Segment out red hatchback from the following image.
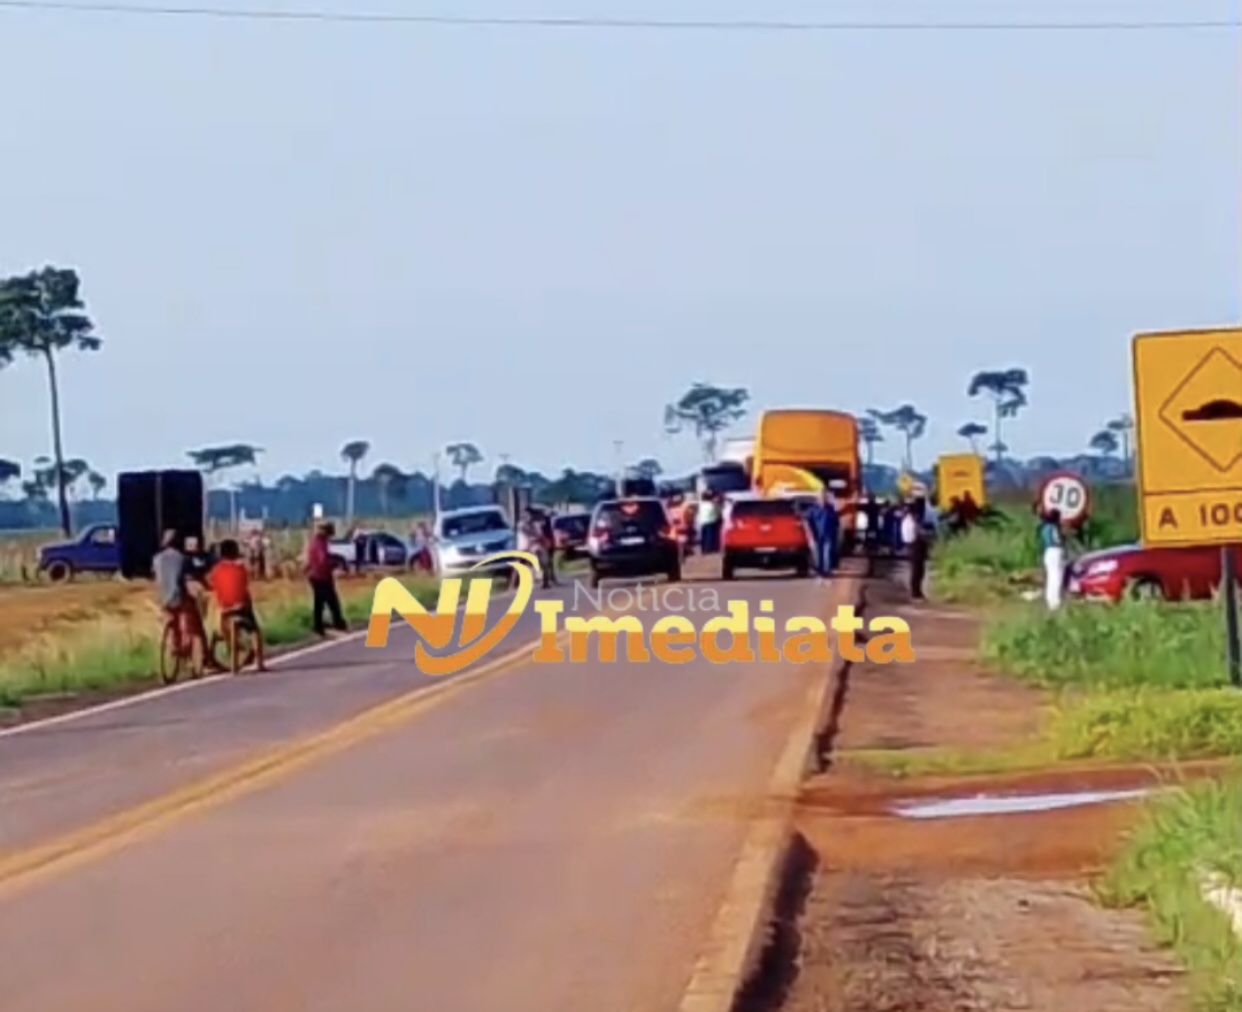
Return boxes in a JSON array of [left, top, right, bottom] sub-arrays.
[[721, 496, 811, 579]]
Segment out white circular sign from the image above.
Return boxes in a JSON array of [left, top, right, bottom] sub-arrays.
[[1040, 474, 1088, 522]]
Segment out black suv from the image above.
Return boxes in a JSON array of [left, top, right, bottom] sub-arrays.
[[587, 497, 681, 587]]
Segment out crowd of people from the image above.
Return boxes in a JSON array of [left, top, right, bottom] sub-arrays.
[[151, 476, 1070, 674]]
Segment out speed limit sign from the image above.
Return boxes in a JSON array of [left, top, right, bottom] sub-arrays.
[[1039, 472, 1090, 524]]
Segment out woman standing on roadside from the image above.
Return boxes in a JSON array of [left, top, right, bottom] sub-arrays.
[[1038, 508, 1066, 611]]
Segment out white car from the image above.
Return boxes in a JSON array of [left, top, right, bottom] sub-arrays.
[[432, 505, 517, 579]]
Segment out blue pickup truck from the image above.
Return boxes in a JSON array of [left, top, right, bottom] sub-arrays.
[[37, 523, 121, 581]]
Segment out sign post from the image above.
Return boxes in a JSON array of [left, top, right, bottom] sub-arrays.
[[1132, 327, 1242, 687]]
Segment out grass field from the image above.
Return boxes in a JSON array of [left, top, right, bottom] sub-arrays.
[[0, 570, 439, 710]]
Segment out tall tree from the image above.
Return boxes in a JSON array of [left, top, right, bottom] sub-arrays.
[[445, 442, 484, 482], [868, 405, 928, 471], [1089, 429, 1119, 456], [87, 469, 107, 499], [633, 457, 662, 480], [968, 367, 1029, 462], [495, 462, 528, 486], [663, 382, 750, 462], [0, 458, 20, 494], [956, 422, 987, 455], [0, 267, 103, 535], [371, 462, 407, 516], [340, 439, 371, 525], [857, 417, 883, 467], [1107, 413, 1134, 472], [188, 443, 263, 525]]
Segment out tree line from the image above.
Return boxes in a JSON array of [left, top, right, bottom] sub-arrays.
[[1, 262, 1134, 534]]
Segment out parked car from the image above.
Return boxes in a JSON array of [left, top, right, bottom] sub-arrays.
[[551, 511, 591, 559], [721, 495, 811, 579], [327, 529, 409, 571], [1068, 541, 1242, 602], [37, 523, 120, 582], [432, 505, 516, 580], [586, 497, 681, 588]]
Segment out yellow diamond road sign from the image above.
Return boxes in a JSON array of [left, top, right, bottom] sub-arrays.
[[1133, 327, 1242, 547]]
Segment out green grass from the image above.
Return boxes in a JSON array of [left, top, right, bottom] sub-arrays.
[[1099, 777, 1242, 1011], [982, 598, 1229, 691], [0, 575, 440, 708], [932, 483, 1139, 603]]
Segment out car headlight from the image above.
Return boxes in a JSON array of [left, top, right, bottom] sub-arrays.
[[1085, 559, 1118, 576]]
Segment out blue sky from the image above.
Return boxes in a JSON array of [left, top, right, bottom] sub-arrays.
[[1, 0, 1238, 486]]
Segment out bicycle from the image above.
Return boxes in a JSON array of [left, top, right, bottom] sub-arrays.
[[210, 608, 263, 674], [159, 605, 206, 685]]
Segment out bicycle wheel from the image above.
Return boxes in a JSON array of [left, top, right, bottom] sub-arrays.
[[233, 623, 258, 673], [159, 622, 183, 685]]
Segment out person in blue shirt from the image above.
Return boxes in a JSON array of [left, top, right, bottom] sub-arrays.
[[806, 490, 840, 578]]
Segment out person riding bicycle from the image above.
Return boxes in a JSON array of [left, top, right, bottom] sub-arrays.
[[153, 529, 222, 673], [517, 509, 552, 589], [207, 538, 267, 671]]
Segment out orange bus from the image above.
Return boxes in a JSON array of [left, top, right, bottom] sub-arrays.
[[753, 409, 862, 548]]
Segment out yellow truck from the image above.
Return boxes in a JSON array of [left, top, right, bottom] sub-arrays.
[[934, 453, 985, 510]]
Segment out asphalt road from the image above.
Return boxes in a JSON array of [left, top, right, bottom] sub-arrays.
[[0, 559, 857, 1012]]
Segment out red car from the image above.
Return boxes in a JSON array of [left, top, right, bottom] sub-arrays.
[[721, 495, 811, 580], [1068, 541, 1242, 602]]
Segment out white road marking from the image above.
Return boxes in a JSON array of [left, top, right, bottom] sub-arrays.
[[0, 581, 527, 740]]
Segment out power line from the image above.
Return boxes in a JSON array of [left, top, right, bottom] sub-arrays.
[[0, 0, 1237, 31]]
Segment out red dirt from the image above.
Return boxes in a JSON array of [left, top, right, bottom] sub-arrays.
[[740, 569, 1198, 1012]]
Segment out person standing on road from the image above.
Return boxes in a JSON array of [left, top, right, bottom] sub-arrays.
[[538, 509, 559, 588], [902, 504, 928, 600], [306, 522, 347, 637], [806, 490, 839, 580], [153, 530, 222, 671], [1039, 508, 1066, 610], [697, 493, 721, 555]]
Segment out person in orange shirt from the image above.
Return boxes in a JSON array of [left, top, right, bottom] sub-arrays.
[[208, 538, 266, 671]]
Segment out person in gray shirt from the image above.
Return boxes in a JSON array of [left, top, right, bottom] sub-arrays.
[[153, 529, 219, 670]]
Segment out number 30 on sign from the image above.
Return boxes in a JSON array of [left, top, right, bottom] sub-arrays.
[[1039, 472, 1090, 524]]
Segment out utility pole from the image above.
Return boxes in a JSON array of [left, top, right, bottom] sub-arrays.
[[613, 440, 624, 496]]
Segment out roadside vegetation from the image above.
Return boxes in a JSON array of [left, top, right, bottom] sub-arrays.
[[0, 572, 439, 712], [928, 482, 1242, 1009]]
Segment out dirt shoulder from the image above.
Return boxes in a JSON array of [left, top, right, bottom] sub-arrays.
[[740, 568, 1193, 1012]]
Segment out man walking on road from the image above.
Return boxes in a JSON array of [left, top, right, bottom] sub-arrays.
[[806, 490, 840, 580], [306, 522, 347, 637]]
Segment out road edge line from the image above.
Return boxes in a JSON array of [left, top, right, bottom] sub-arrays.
[[0, 624, 563, 897], [0, 582, 523, 740], [675, 570, 864, 1012]]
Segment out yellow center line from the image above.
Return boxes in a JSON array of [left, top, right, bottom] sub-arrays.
[[0, 577, 763, 899], [0, 622, 579, 900]]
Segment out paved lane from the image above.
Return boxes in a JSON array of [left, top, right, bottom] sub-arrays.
[[0, 578, 587, 851], [0, 565, 860, 1012]]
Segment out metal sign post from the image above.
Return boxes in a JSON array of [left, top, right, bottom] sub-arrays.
[[1223, 547, 1241, 686]]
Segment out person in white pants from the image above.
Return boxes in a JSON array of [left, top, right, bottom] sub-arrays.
[[1039, 508, 1066, 610]]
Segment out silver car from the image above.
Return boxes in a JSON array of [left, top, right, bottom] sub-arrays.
[[432, 506, 516, 579]]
